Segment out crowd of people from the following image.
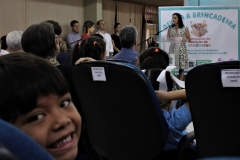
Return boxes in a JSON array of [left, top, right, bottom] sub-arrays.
[[0, 13, 195, 160]]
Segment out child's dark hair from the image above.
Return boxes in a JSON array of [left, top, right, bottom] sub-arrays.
[[83, 20, 94, 34], [140, 47, 169, 70], [0, 52, 69, 122], [71, 36, 106, 67]]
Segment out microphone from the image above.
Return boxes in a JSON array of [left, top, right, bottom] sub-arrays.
[[67, 38, 82, 45], [136, 24, 175, 46], [154, 24, 175, 35]]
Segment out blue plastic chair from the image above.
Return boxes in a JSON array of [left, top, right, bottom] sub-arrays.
[[0, 119, 54, 160]]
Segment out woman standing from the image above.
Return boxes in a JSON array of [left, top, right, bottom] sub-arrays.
[[111, 23, 122, 56], [81, 20, 95, 40], [168, 13, 191, 81]]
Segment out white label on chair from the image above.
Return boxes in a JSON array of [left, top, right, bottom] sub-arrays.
[[221, 69, 240, 87], [91, 67, 106, 81]]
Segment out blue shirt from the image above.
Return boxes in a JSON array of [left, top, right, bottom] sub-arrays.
[[66, 31, 81, 49], [113, 48, 139, 65], [162, 101, 192, 150]]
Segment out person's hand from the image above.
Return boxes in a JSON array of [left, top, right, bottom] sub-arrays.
[[75, 57, 96, 65], [155, 90, 170, 106]]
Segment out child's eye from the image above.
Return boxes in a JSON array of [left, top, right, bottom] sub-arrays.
[[60, 99, 71, 108], [28, 114, 44, 122]]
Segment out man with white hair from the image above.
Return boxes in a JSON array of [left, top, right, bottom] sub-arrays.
[[6, 30, 23, 53], [113, 25, 139, 65]]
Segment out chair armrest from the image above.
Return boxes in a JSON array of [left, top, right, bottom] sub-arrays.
[[177, 131, 195, 160]]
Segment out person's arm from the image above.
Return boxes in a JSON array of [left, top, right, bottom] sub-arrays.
[[167, 28, 171, 35], [75, 57, 96, 65], [135, 57, 140, 67], [112, 40, 120, 53], [155, 89, 189, 110], [109, 35, 114, 58], [185, 28, 191, 43], [66, 34, 71, 47]]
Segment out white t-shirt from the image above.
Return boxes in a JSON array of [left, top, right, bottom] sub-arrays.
[[0, 49, 9, 55], [96, 30, 113, 56]]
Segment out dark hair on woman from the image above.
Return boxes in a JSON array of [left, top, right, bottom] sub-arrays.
[[0, 52, 68, 122], [71, 36, 106, 67], [0, 36, 8, 50], [83, 21, 94, 34], [140, 47, 169, 70], [114, 23, 120, 33], [173, 13, 184, 28], [21, 22, 56, 58]]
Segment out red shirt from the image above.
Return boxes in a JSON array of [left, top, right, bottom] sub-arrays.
[[81, 34, 90, 40]]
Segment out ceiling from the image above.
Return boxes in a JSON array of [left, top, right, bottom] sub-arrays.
[[123, 0, 184, 6]]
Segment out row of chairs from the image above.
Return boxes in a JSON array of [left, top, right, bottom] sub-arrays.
[[1, 60, 240, 159]]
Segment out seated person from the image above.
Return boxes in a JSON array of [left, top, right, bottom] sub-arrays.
[[140, 47, 169, 70], [113, 25, 139, 66], [140, 46, 195, 159], [0, 53, 82, 160], [71, 36, 106, 67], [21, 22, 81, 116], [155, 89, 196, 160], [6, 30, 24, 53]]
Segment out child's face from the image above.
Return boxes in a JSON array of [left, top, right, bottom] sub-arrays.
[[13, 93, 81, 160]]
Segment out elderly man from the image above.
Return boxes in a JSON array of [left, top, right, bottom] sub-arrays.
[[113, 25, 139, 65], [6, 31, 24, 53]]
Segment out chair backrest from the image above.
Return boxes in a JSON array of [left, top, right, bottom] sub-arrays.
[[107, 59, 131, 64], [185, 61, 240, 158], [0, 119, 54, 160], [72, 61, 168, 160]]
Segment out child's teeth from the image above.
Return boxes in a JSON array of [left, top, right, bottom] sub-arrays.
[[53, 135, 72, 148]]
